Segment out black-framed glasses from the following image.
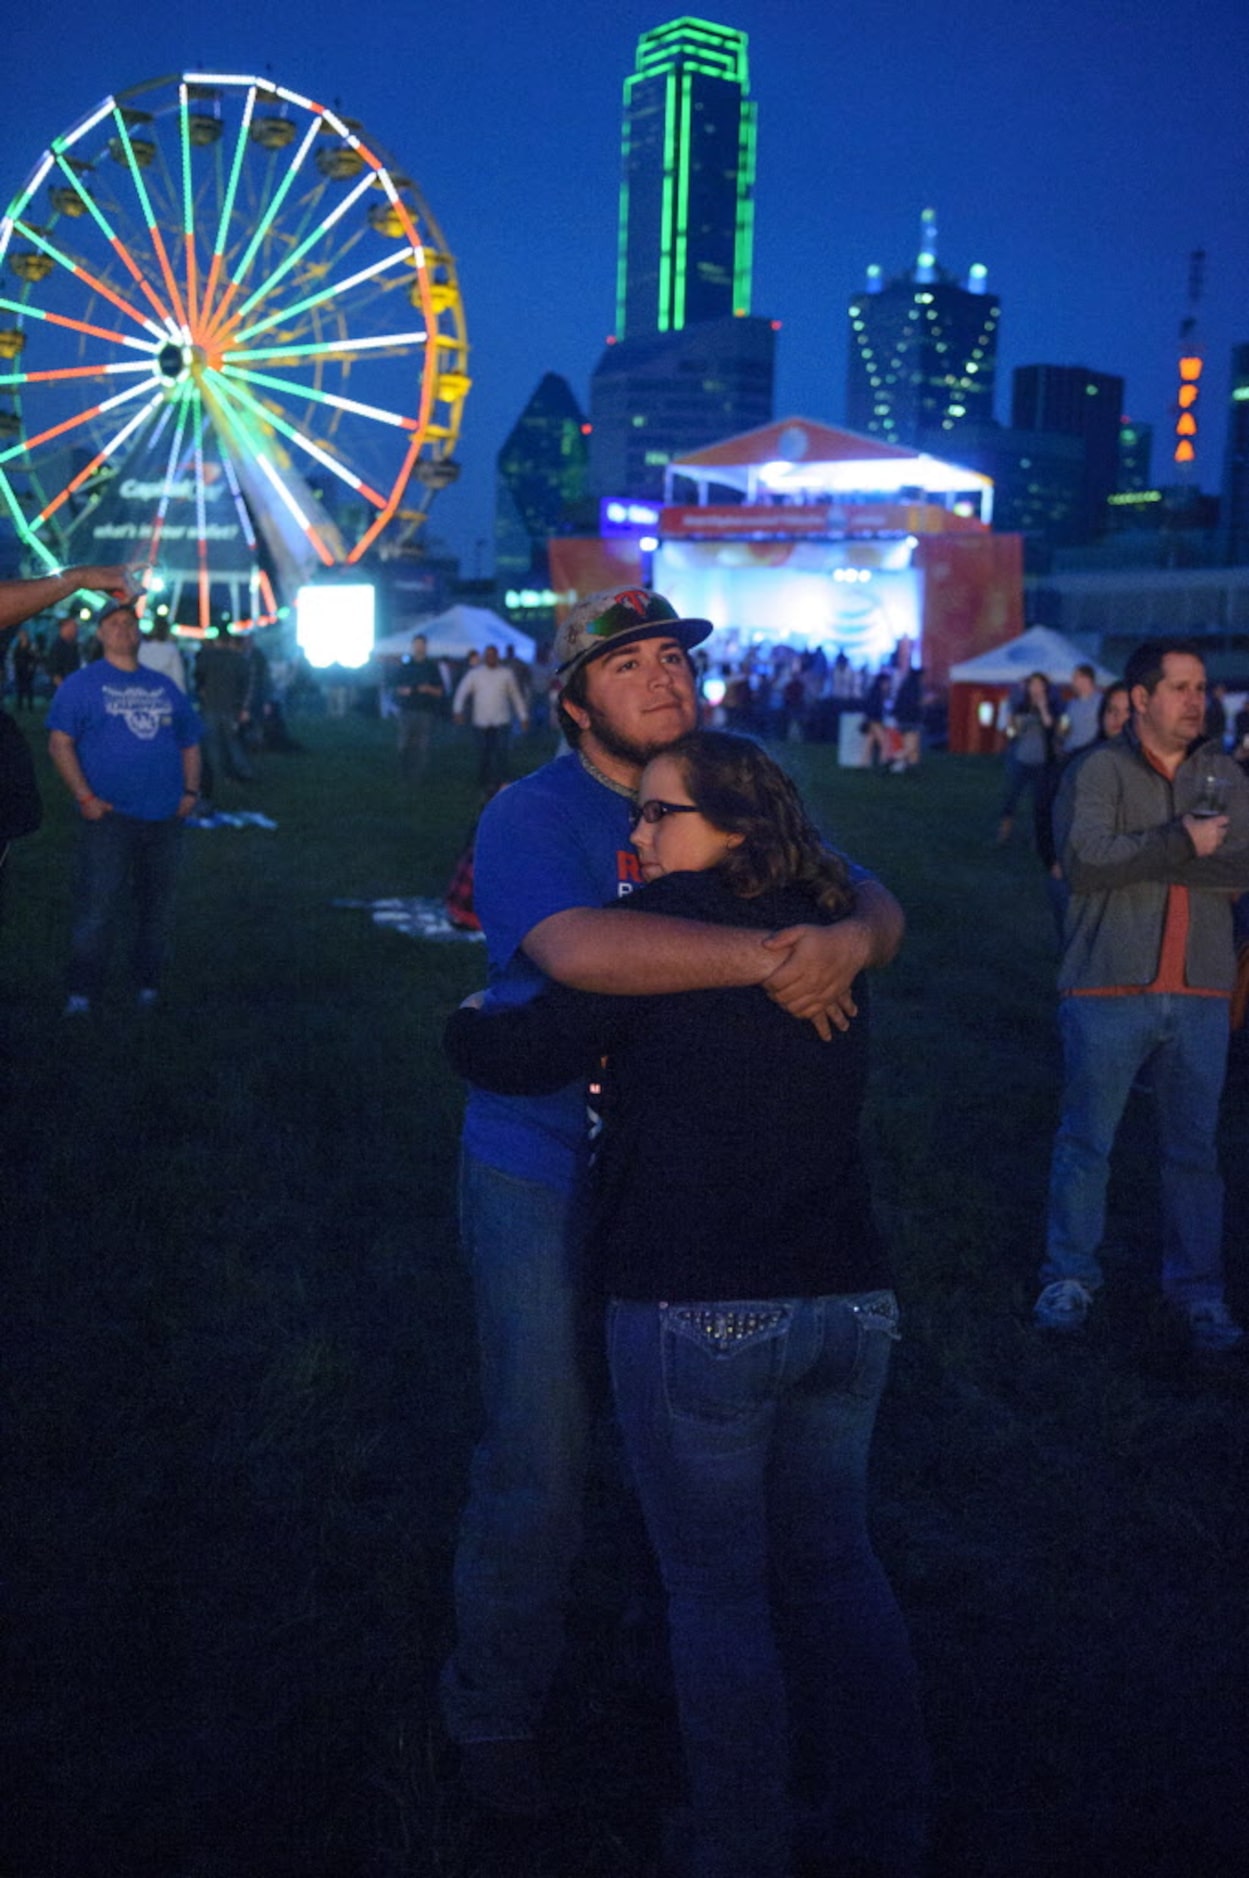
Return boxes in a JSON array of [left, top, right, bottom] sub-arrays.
[[629, 798, 702, 828]]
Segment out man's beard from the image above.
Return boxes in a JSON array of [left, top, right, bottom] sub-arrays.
[[582, 699, 696, 768]]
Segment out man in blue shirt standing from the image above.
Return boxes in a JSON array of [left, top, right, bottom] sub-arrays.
[[48, 600, 202, 1016]]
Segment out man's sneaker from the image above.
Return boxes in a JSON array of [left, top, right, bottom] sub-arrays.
[[1182, 1299, 1245, 1356], [1033, 1279, 1094, 1332], [62, 994, 90, 1018]]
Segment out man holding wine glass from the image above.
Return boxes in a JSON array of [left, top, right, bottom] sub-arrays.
[[1034, 638, 1249, 1356]]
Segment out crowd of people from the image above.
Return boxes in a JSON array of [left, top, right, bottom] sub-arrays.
[[374, 629, 934, 798], [5, 569, 1249, 1877]]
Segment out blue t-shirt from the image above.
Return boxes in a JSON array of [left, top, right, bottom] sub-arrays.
[[48, 659, 201, 820], [463, 752, 641, 1192]]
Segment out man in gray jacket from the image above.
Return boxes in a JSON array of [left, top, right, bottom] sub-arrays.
[[1035, 637, 1249, 1353]]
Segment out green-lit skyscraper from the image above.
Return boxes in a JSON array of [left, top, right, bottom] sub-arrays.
[[616, 17, 756, 339]]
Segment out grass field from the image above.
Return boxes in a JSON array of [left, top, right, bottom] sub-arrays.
[[2, 711, 1247, 1878]]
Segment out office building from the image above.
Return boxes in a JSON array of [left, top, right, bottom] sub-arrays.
[[616, 17, 756, 339], [845, 212, 999, 451], [494, 374, 592, 581], [953, 424, 1085, 557], [588, 313, 776, 500], [1118, 415, 1153, 494], [1011, 364, 1123, 540]]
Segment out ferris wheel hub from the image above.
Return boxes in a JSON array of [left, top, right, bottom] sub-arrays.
[[157, 340, 191, 383]]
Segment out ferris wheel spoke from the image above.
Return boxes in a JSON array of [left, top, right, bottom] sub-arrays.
[[198, 83, 259, 336], [11, 217, 167, 340], [204, 376, 338, 566], [202, 114, 324, 345], [220, 330, 428, 365], [50, 152, 176, 330], [175, 85, 201, 330], [208, 368, 387, 506], [218, 363, 418, 432], [0, 371, 158, 465], [191, 398, 215, 630], [109, 107, 190, 334], [145, 387, 195, 567], [218, 448, 259, 552], [31, 387, 165, 526], [206, 169, 378, 347], [253, 450, 338, 566], [0, 358, 156, 388], [228, 249, 411, 349], [0, 293, 162, 353]]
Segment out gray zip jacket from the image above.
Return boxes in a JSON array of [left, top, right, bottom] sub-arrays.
[[1054, 726, 1249, 993]]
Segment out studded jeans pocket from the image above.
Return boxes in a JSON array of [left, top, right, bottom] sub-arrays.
[[665, 1302, 790, 1356], [658, 1299, 792, 1426]]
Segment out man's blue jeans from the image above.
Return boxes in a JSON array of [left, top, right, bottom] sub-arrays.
[[1043, 993, 1230, 1302], [441, 1151, 590, 1744], [472, 724, 507, 786], [608, 1293, 928, 1878], [67, 813, 183, 1000]]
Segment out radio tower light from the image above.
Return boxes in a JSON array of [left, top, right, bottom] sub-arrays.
[[1173, 248, 1205, 470]]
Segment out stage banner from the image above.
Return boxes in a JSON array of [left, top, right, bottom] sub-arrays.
[[915, 533, 1023, 687]]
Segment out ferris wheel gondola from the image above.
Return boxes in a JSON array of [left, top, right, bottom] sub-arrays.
[[0, 72, 469, 632]]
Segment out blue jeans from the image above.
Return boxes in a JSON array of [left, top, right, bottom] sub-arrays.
[[201, 710, 255, 787], [67, 813, 183, 1000], [441, 1152, 591, 1743], [1043, 994, 1230, 1302], [472, 724, 508, 786], [608, 1293, 928, 1878], [1000, 749, 1047, 819]]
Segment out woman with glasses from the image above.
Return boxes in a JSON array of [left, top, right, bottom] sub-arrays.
[[446, 729, 926, 1878]]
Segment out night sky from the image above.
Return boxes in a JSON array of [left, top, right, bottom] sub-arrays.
[[5, 0, 1246, 567]]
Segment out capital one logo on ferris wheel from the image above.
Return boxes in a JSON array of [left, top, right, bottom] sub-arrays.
[[119, 475, 226, 504]]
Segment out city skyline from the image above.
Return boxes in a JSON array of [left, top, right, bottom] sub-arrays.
[[2, 0, 1245, 569]]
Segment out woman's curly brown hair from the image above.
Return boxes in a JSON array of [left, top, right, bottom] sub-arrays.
[[663, 730, 854, 917]]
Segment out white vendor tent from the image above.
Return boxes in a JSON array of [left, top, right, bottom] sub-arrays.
[[948, 625, 1116, 754], [373, 605, 534, 663], [949, 624, 1115, 689]]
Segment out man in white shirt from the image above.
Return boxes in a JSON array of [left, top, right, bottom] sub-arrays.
[[138, 617, 188, 691], [453, 644, 528, 785]]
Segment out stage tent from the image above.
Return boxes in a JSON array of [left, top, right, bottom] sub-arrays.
[[948, 625, 1116, 753], [653, 417, 1017, 678], [664, 416, 995, 514]]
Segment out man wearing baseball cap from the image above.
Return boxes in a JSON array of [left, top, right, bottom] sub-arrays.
[[441, 588, 904, 1815]]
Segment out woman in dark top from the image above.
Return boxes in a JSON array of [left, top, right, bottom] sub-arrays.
[[446, 731, 927, 1878], [997, 669, 1058, 844]]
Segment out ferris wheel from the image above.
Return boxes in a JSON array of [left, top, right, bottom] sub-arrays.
[[0, 72, 469, 632]]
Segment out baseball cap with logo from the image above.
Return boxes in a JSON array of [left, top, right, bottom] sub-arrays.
[[552, 588, 712, 693], [97, 597, 143, 625]]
